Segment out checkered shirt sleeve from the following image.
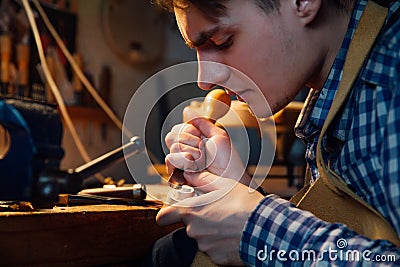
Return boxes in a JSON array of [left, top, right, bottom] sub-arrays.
[[240, 195, 400, 266]]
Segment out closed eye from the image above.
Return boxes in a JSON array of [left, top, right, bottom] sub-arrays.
[[215, 36, 233, 50]]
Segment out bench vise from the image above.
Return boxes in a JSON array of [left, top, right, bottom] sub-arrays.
[[0, 97, 144, 204], [0, 97, 64, 201]]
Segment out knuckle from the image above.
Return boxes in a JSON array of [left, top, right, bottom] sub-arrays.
[[164, 154, 173, 165], [216, 131, 229, 141], [171, 123, 185, 133], [170, 143, 181, 153], [182, 152, 195, 161], [165, 154, 179, 168], [186, 225, 197, 239], [176, 133, 191, 144], [164, 132, 175, 148], [184, 124, 199, 135]]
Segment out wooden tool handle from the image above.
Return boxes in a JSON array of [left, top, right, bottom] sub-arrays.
[[17, 44, 30, 86], [201, 88, 231, 122], [0, 35, 11, 83]]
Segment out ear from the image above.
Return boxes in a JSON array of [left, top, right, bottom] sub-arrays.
[[294, 0, 321, 25]]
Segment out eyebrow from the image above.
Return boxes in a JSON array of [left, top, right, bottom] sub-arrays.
[[185, 26, 221, 49]]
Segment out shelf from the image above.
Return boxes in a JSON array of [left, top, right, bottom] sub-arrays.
[[65, 106, 114, 125]]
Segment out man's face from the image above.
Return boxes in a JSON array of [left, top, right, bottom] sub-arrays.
[[175, 0, 309, 116]]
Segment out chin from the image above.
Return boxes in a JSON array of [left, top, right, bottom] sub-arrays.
[[246, 105, 273, 120]]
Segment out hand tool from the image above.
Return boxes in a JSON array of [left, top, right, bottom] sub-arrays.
[[78, 184, 146, 200], [37, 136, 144, 203], [57, 193, 162, 207]]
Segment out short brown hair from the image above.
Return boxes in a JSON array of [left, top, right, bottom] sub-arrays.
[[154, 0, 354, 20], [154, 0, 281, 21]]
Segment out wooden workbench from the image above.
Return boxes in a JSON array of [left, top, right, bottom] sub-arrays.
[[0, 204, 180, 266]]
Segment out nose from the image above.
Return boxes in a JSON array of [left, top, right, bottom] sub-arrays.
[[197, 59, 230, 91]]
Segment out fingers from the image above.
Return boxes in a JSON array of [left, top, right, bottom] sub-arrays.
[[165, 152, 203, 174], [182, 105, 202, 122], [187, 117, 228, 138], [156, 205, 182, 226], [183, 171, 224, 191], [165, 116, 231, 179], [156, 192, 214, 226], [169, 142, 201, 158], [165, 123, 209, 174], [165, 123, 202, 149], [156, 184, 236, 226], [156, 194, 201, 226]]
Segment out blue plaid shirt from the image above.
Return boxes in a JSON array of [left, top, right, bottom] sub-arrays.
[[240, 0, 400, 265]]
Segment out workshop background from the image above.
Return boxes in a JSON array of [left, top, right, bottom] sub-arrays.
[[0, 1, 309, 265], [0, 0, 306, 200], [64, 0, 197, 182]]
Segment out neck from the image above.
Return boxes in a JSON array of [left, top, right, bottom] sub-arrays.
[[307, 1, 357, 90]]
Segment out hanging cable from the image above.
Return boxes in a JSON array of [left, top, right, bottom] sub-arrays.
[[31, 0, 164, 165], [31, 0, 133, 138], [25, 0, 162, 167], [21, 0, 105, 183]]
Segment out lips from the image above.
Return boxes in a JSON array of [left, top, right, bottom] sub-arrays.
[[236, 94, 245, 102], [224, 89, 246, 102]]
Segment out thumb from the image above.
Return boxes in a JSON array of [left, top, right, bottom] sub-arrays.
[[183, 105, 202, 122], [184, 106, 227, 138]]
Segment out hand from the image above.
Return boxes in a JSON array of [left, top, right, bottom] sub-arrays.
[[156, 171, 264, 266], [164, 109, 250, 184]]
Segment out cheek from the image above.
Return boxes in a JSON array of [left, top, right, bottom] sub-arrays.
[[221, 47, 282, 114], [233, 27, 288, 88], [247, 35, 297, 110]]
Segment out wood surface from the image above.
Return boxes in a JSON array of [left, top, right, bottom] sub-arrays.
[[0, 204, 180, 266]]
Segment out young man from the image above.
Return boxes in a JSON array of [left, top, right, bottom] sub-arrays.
[[148, 0, 400, 265]]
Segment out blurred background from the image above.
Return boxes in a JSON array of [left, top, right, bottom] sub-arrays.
[[0, 0, 308, 199]]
